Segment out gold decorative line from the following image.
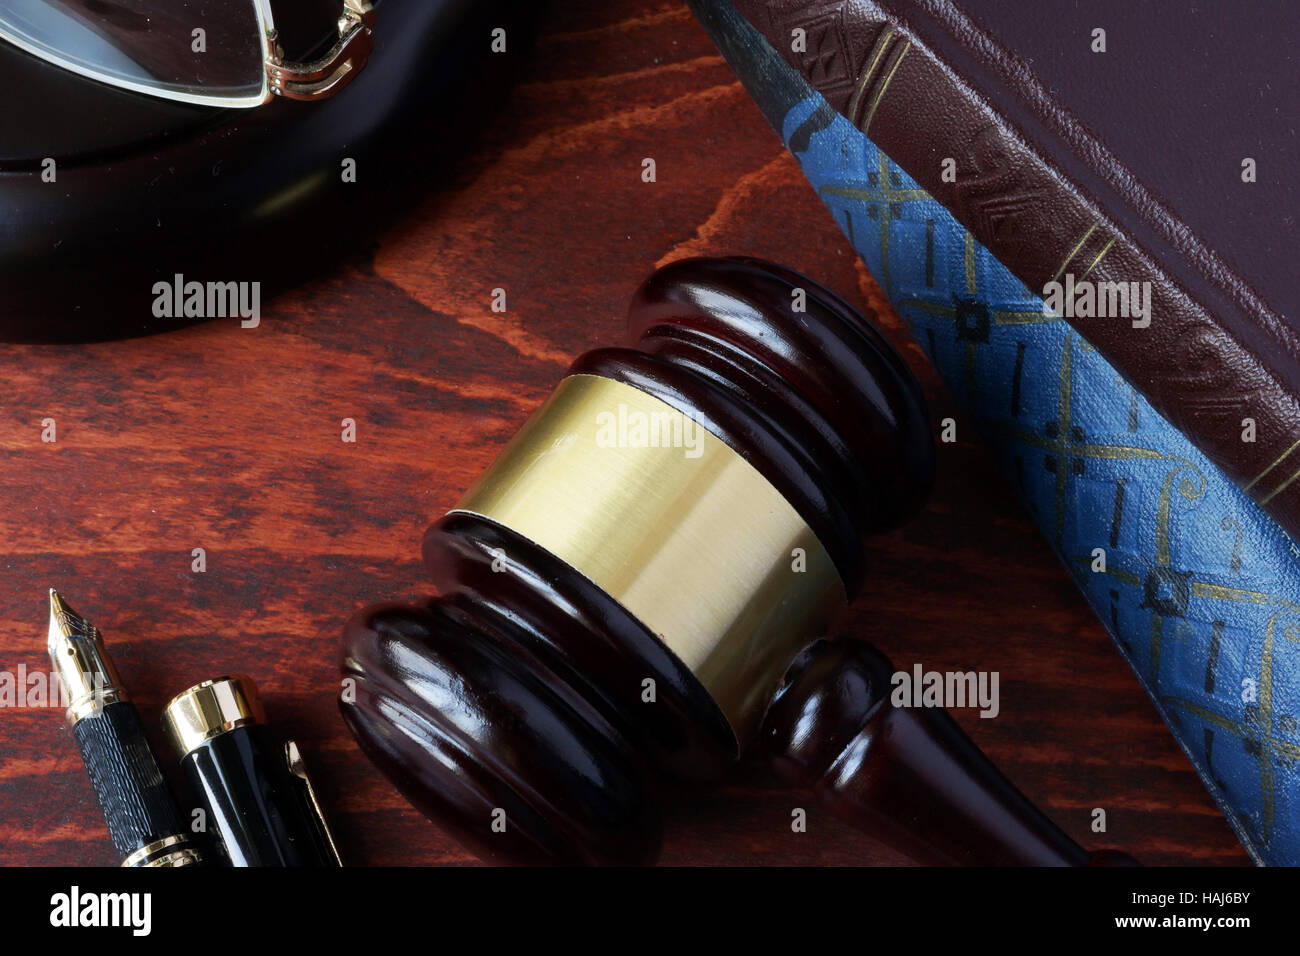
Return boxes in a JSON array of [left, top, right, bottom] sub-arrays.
[[1153, 460, 1205, 566], [1049, 222, 1099, 285], [1259, 460, 1300, 505], [1078, 235, 1117, 282], [1259, 616, 1278, 835], [845, 26, 896, 129], [999, 426, 1167, 464], [1261, 617, 1277, 727], [859, 40, 911, 135], [993, 309, 1060, 327], [897, 297, 955, 317], [1190, 581, 1299, 610], [818, 183, 931, 202], [1078, 444, 1167, 462], [1163, 697, 1300, 761], [964, 231, 977, 296], [1074, 565, 1300, 615], [1069, 556, 1141, 587], [1244, 433, 1300, 491], [1166, 698, 1241, 735], [877, 156, 895, 294]]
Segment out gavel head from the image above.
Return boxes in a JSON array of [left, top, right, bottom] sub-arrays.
[[339, 257, 934, 864]]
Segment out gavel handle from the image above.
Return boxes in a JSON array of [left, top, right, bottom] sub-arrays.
[[761, 637, 1137, 866]]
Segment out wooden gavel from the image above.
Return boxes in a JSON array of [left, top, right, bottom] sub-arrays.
[[339, 257, 1134, 866]]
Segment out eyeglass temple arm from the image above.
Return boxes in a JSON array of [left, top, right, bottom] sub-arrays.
[[266, 0, 375, 102]]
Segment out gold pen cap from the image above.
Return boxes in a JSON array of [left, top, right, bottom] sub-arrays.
[[162, 675, 265, 758]]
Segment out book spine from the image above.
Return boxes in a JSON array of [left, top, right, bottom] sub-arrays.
[[726, 0, 1300, 543]]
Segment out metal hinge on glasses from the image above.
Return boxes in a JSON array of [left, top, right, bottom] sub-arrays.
[[267, 0, 375, 101]]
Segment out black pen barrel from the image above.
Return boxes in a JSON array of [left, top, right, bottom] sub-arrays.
[[180, 723, 334, 866], [71, 700, 201, 866]]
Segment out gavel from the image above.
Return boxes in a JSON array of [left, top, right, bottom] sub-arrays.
[[339, 257, 1133, 866]]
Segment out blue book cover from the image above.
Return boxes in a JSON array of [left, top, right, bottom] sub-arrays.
[[692, 0, 1300, 865]]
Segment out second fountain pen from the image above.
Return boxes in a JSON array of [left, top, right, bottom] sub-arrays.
[[47, 589, 204, 867]]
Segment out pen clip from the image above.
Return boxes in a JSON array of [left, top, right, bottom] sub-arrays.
[[284, 739, 344, 866]]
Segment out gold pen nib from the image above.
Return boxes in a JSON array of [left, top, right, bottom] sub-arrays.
[[48, 588, 98, 648], [46, 589, 127, 724]]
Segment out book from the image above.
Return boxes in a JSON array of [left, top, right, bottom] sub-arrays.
[[689, 0, 1300, 865], [719, 0, 1300, 545]]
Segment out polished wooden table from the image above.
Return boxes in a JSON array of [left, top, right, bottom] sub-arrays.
[[0, 0, 1247, 866]]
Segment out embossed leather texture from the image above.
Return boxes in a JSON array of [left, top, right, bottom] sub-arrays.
[[721, 0, 1300, 547], [690, 0, 1300, 865], [71, 702, 189, 858]]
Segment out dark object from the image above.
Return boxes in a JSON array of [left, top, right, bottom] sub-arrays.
[[0, 0, 535, 340], [338, 257, 1130, 865], [163, 675, 342, 867], [703, 0, 1300, 544], [767, 637, 1135, 866], [69, 704, 200, 866], [46, 589, 203, 867]]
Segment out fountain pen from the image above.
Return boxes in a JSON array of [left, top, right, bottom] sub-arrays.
[[47, 590, 204, 867]]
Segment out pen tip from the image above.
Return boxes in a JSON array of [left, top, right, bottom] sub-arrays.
[[47, 589, 95, 643]]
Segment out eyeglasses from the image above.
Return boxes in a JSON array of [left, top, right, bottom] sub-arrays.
[[0, 0, 374, 107]]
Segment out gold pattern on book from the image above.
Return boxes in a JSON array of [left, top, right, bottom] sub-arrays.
[[819, 138, 1293, 852], [846, 26, 910, 135]]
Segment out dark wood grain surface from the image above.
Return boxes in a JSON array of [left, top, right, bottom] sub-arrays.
[[0, 0, 1249, 866]]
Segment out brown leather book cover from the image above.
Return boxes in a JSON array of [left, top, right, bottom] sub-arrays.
[[728, 0, 1300, 541]]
